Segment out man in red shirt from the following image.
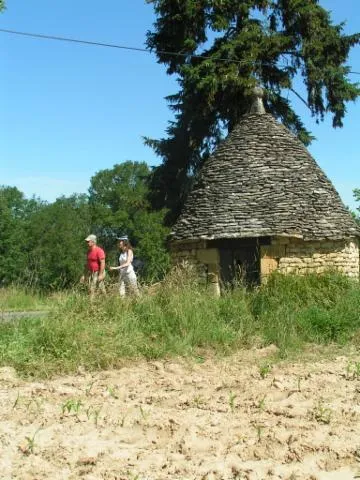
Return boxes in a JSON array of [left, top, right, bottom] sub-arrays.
[[80, 234, 106, 298]]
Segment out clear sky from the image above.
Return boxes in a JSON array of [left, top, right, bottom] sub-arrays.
[[1, 0, 359, 210]]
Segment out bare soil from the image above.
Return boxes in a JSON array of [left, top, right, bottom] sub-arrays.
[[1, 346, 360, 480]]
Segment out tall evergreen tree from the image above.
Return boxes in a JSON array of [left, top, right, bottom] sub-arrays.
[[145, 0, 359, 222]]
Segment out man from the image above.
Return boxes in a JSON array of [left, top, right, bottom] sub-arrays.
[[80, 234, 106, 298]]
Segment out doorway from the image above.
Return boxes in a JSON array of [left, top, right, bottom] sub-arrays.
[[209, 238, 264, 287]]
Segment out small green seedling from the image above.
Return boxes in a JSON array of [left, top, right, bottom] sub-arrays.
[[254, 424, 264, 443], [85, 381, 95, 396], [12, 391, 20, 409], [107, 385, 119, 399], [258, 395, 266, 412], [119, 414, 127, 427], [139, 405, 149, 421], [259, 363, 272, 379], [312, 401, 332, 424], [19, 428, 41, 455], [346, 361, 360, 380], [193, 395, 205, 408], [85, 405, 102, 425], [61, 398, 83, 416], [228, 391, 237, 413]]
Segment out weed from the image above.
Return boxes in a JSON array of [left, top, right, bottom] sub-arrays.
[[228, 391, 237, 413], [259, 363, 272, 379], [85, 405, 102, 425], [12, 391, 20, 409], [85, 381, 95, 396], [258, 395, 266, 412], [61, 398, 83, 416], [139, 405, 149, 421], [346, 361, 360, 380], [254, 423, 264, 443], [19, 428, 41, 455], [312, 400, 332, 424], [106, 385, 119, 399], [193, 395, 205, 408], [92, 407, 102, 426], [119, 414, 127, 427]]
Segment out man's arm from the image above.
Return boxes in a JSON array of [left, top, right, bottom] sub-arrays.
[[98, 258, 105, 281]]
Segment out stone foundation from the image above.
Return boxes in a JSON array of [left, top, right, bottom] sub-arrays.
[[170, 236, 359, 295]]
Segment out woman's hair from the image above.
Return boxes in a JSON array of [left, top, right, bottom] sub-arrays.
[[120, 239, 133, 250]]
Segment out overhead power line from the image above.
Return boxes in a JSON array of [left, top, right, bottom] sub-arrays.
[[1, 28, 360, 75]]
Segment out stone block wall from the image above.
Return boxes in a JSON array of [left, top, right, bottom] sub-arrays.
[[170, 241, 221, 295], [261, 237, 359, 279], [171, 236, 359, 295]]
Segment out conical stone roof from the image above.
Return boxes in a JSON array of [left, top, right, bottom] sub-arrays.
[[172, 102, 360, 242]]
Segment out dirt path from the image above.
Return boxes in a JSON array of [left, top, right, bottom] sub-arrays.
[[1, 346, 360, 479], [0, 310, 49, 322]]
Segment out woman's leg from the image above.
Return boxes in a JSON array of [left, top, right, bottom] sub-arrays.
[[126, 271, 139, 296], [119, 275, 126, 297]]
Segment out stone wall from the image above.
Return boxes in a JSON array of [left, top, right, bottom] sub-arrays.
[[171, 236, 359, 295], [170, 241, 221, 295], [261, 237, 359, 279]]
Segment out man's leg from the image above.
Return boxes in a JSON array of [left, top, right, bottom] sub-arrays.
[[97, 272, 106, 295], [88, 272, 97, 300]]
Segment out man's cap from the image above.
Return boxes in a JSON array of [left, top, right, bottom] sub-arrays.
[[116, 235, 128, 241], [85, 234, 97, 242]]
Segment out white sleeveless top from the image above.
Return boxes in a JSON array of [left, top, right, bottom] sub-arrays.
[[119, 251, 134, 274]]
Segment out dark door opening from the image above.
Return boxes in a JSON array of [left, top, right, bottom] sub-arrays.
[[209, 238, 263, 287]]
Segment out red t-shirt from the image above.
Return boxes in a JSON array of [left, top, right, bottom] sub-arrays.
[[87, 246, 105, 272]]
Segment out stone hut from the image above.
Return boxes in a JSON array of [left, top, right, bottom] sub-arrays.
[[169, 89, 360, 293]]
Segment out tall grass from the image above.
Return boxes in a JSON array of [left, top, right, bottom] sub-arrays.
[[0, 285, 50, 311], [0, 271, 359, 377]]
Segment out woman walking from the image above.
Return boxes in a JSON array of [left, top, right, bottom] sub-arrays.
[[110, 237, 139, 297]]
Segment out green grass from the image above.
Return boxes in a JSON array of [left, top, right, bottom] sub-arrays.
[[0, 272, 359, 378], [0, 286, 50, 311]]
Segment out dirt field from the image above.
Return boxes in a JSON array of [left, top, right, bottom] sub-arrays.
[[1, 346, 360, 480]]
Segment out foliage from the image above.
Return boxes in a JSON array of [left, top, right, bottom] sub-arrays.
[[0, 162, 171, 289], [145, 0, 360, 220], [25, 195, 91, 289], [0, 187, 42, 286], [1, 272, 359, 378], [89, 161, 170, 280]]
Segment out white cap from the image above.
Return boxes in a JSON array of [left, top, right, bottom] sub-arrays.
[[85, 234, 97, 242]]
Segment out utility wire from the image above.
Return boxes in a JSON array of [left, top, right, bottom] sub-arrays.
[[1, 28, 360, 75]]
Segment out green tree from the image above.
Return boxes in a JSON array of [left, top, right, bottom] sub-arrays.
[[26, 195, 91, 289], [0, 187, 30, 285], [145, 0, 360, 221], [89, 162, 170, 280]]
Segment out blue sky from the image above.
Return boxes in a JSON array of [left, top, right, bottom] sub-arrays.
[[1, 0, 359, 210]]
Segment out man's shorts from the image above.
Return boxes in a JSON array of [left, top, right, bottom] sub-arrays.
[[88, 271, 106, 294]]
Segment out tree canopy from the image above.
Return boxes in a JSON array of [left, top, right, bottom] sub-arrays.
[[0, 163, 171, 290], [89, 161, 170, 280], [145, 0, 360, 221]]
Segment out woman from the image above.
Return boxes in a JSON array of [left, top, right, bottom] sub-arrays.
[[110, 237, 139, 297]]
